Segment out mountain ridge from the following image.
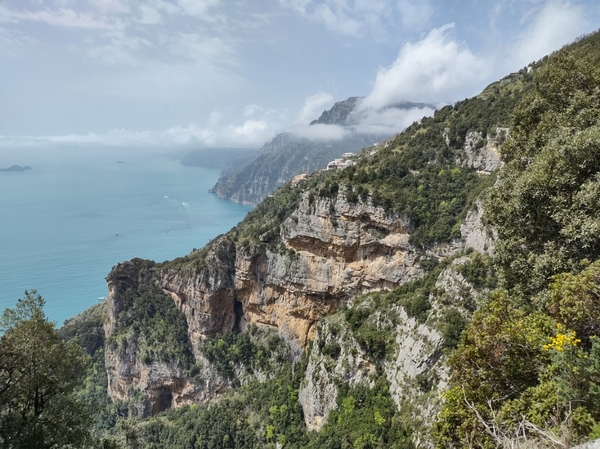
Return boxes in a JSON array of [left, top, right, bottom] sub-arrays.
[[51, 29, 600, 449], [210, 97, 435, 205]]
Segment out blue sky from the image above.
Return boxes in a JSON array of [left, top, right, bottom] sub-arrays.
[[1, 0, 599, 149]]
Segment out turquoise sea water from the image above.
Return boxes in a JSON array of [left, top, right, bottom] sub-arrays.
[[0, 147, 252, 325]]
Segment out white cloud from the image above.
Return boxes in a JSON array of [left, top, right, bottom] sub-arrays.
[[232, 120, 268, 136], [177, 0, 220, 16], [296, 92, 335, 124], [0, 108, 280, 148], [0, 5, 122, 29], [360, 24, 489, 109], [350, 105, 436, 135], [512, 1, 589, 68], [289, 123, 349, 141], [279, 0, 433, 39]]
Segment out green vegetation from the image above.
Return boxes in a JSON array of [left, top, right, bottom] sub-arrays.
[[436, 44, 600, 448], [59, 303, 128, 437], [115, 334, 308, 449], [107, 283, 196, 372], [455, 252, 497, 289], [486, 50, 600, 296], [7, 29, 600, 449], [202, 325, 293, 384], [230, 183, 302, 250], [342, 257, 469, 360], [299, 84, 513, 250], [306, 373, 415, 449], [0, 291, 92, 448]]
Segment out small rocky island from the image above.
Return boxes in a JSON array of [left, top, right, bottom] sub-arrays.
[[0, 165, 32, 172]]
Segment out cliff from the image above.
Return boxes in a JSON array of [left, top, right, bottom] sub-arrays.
[[50, 29, 600, 448], [209, 97, 435, 205], [101, 65, 516, 423], [309, 96, 363, 125], [104, 164, 495, 423], [209, 132, 379, 205]]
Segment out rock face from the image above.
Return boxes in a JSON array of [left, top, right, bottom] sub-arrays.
[[103, 118, 504, 420], [298, 254, 485, 446], [299, 315, 375, 431], [104, 184, 486, 415], [104, 260, 230, 417], [310, 97, 363, 125], [210, 132, 379, 205], [457, 129, 505, 173], [210, 96, 436, 205]]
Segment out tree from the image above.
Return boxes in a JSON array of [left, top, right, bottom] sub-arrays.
[[437, 47, 600, 448], [0, 291, 92, 448], [485, 50, 600, 295]]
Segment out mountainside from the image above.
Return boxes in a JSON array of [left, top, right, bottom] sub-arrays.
[[51, 30, 600, 449], [210, 97, 434, 205], [91, 46, 518, 441], [310, 96, 363, 125], [209, 132, 380, 205]]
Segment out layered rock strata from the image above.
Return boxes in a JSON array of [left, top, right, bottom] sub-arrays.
[[104, 188, 488, 414]]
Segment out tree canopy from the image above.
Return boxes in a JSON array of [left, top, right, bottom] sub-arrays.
[[436, 47, 600, 448], [0, 291, 91, 449]]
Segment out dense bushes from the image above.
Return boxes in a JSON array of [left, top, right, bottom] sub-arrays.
[[437, 46, 600, 448], [231, 183, 301, 249], [202, 326, 292, 383], [306, 375, 415, 449], [107, 283, 195, 371]]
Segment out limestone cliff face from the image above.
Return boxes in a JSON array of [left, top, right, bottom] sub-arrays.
[[104, 187, 490, 413], [209, 133, 379, 205], [104, 260, 230, 417], [104, 191, 422, 408], [298, 254, 488, 447], [457, 128, 506, 173], [299, 314, 375, 431], [110, 180, 487, 409]]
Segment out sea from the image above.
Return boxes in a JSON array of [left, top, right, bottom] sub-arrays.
[[0, 146, 252, 326]]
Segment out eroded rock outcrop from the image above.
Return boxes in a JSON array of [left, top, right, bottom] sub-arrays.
[[457, 128, 506, 173], [298, 254, 488, 446], [104, 259, 230, 417], [104, 183, 490, 415]]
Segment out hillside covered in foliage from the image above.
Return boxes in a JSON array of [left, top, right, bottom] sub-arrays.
[[3, 30, 600, 449]]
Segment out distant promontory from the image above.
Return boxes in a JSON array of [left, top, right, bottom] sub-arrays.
[[0, 165, 32, 172]]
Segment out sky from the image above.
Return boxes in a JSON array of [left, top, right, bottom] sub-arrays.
[[1, 0, 599, 150]]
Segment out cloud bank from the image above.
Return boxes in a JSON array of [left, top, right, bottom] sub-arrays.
[[0, 0, 597, 150], [296, 92, 335, 125], [0, 112, 281, 149], [361, 24, 489, 110]]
